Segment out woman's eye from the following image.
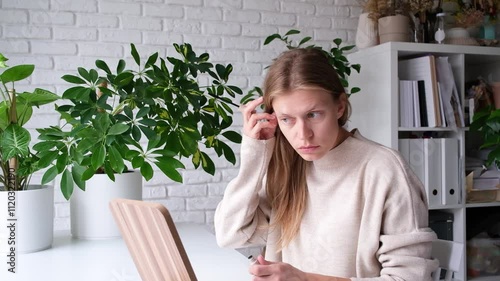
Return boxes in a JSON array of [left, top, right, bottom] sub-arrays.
[[307, 112, 321, 118], [280, 118, 289, 124]]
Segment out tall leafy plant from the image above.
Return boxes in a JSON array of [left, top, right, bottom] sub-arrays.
[[0, 53, 59, 191], [241, 29, 361, 104], [36, 44, 243, 200], [470, 106, 500, 169]]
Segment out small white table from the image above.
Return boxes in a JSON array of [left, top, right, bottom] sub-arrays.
[[0, 224, 252, 281]]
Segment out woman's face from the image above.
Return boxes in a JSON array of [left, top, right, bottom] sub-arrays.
[[272, 88, 345, 161]]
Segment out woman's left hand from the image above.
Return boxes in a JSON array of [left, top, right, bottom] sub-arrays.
[[249, 255, 308, 281]]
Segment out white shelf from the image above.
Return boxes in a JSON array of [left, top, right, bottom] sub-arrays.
[[399, 127, 465, 132], [468, 276, 500, 281], [348, 42, 500, 281], [466, 201, 500, 208]]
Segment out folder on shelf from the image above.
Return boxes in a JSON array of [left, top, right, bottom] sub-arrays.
[[435, 57, 465, 128], [424, 138, 443, 207], [441, 138, 460, 205], [399, 138, 410, 165], [399, 55, 442, 127], [399, 80, 415, 127], [409, 138, 425, 187]]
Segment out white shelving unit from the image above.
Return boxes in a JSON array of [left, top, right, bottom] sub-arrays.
[[347, 42, 500, 281]]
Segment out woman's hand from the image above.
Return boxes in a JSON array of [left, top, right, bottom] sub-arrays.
[[249, 255, 307, 281], [240, 97, 277, 140]]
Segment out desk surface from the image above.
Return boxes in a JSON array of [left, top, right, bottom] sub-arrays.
[[0, 224, 251, 281]]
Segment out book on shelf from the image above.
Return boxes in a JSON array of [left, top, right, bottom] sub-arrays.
[[398, 55, 465, 128], [435, 57, 465, 128], [399, 55, 442, 127]]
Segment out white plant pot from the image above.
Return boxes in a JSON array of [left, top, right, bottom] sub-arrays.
[[70, 171, 142, 239], [378, 15, 410, 44], [0, 185, 54, 254], [356, 13, 379, 49]]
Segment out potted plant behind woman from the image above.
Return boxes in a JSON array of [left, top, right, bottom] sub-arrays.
[[0, 54, 59, 253], [35, 43, 243, 239]]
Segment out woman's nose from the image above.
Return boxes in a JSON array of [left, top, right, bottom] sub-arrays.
[[297, 120, 313, 140]]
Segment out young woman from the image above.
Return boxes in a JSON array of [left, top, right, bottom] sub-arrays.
[[214, 48, 438, 281]]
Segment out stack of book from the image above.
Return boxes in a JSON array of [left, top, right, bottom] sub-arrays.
[[398, 55, 464, 128]]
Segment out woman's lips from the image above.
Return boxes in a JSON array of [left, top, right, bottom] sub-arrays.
[[297, 145, 319, 153]]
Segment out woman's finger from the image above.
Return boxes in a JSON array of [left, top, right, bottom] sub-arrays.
[[240, 97, 264, 121], [247, 112, 275, 127]]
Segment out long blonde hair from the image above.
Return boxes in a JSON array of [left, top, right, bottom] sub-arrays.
[[263, 48, 351, 250]]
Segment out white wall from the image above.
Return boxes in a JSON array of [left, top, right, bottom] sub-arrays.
[[0, 0, 362, 231]]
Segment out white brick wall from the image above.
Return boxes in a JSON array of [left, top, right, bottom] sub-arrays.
[[0, 0, 360, 232]]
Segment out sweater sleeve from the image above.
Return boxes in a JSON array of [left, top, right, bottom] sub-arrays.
[[352, 149, 439, 281], [214, 134, 275, 249]]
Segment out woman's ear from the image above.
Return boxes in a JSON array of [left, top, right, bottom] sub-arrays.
[[336, 92, 348, 119]]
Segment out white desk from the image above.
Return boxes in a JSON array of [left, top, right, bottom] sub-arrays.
[[0, 224, 251, 281]]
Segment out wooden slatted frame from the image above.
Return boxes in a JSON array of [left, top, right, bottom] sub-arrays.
[[109, 198, 198, 281]]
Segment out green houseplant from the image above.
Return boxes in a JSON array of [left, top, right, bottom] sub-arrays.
[[0, 53, 59, 253], [241, 29, 361, 104], [34, 43, 243, 239], [470, 105, 500, 169], [36, 43, 243, 200]]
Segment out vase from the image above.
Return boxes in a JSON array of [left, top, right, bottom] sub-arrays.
[[482, 15, 497, 40], [355, 13, 379, 49], [69, 171, 142, 239], [378, 15, 410, 44], [482, 24, 496, 40], [446, 27, 470, 38], [0, 185, 54, 253]]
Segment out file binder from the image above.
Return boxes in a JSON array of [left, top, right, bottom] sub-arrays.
[[424, 138, 443, 207], [409, 139, 425, 186], [441, 138, 460, 205]]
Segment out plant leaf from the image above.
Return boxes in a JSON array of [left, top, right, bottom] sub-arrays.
[[81, 167, 96, 181], [56, 150, 69, 173], [104, 161, 116, 181], [61, 74, 87, 85], [132, 155, 144, 169], [61, 169, 74, 200], [222, 130, 242, 143], [109, 145, 125, 173], [41, 166, 58, 185], [72, 165, 86, 191], [96, 60, 112, 75], [264, 34, 281, 45], [155, 157, 183, 182], [77, 67, 91, 82], [285, 29, 300, 36], [1, 124, 31, 159], [91, 144, 106, 170], [200, 151, 215, 175], [131, 43, 140, 66], [19, 88, 59, 107], [108, 123, 129, 135], [0, 64, 34, 83], [140, 161, 154, 181]]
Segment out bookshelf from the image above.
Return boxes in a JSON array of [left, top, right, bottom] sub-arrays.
[[347, 42, 500, 281]]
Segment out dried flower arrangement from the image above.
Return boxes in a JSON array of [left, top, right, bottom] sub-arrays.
[[474, 0, 499, 22], [360, 0, 412, 21], [408, 0, 435, 22], [455, 7, 486, 27]]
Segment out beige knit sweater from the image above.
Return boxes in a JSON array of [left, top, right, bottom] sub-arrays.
[[214, 131, 439, 280]]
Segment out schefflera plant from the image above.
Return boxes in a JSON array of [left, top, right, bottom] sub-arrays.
[[35, 43, 243, 200]]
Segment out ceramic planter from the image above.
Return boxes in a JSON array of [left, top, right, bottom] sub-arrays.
[[0, 185, 54, 254], [378, 15, 410, 44], [70, 171, 142, 239], [355, 13, 379, 49]]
